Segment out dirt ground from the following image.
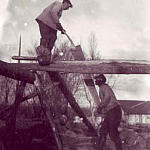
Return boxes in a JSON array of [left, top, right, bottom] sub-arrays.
[[1, 119, 150, 150]]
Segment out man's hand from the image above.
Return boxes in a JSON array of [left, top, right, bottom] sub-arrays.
[[61, 29, 66, 34], [56, 23, 65, 34], [97, 104, 105, 114]]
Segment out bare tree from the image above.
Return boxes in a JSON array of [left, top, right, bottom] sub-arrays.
[[26, 41, 38, 57], [88, 32, 101, 60], [53, 40, 83, 95]]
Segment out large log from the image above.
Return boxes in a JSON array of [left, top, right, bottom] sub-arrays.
[[0, 60, 35, 84], [12, 59, 150, 74]]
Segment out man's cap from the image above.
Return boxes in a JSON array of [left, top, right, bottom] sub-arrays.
[[94, 74, 106, 83], [63, 0, 73, 8]]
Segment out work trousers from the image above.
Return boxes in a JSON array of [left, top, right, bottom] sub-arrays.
[[98, 105, 122, 150], [37, 20, 57, 51]]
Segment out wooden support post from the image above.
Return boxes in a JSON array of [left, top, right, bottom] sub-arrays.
[[6, 81, 26, 133], [34, 73, 63, 150], [4, 81, 26, 150], [48, 71, 97, 135]]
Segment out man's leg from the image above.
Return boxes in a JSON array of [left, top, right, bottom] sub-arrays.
[[36, 45, 51, 66], [108, 106, 123, 150], [37, 21, 57, 65], [109, 122, 122, 150], [97, 119, 108, 150]]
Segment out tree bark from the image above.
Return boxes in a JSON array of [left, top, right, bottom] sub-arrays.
[[12, 59, 150, 74], [0, 60, 35, 84]]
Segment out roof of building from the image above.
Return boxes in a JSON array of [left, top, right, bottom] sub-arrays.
[[81, 100, 150, 116], [119, 100, 150, 115]]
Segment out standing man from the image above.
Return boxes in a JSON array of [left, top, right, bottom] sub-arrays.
[[95, 74, 122, 150], [36, 0, 73, 65]]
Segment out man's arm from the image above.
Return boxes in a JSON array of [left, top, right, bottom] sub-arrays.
[[50, 2, 62, 24], [50, 2, 65, 33], [99, 85, 111, 108]]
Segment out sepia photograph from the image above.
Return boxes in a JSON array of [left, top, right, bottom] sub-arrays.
[[0, 0, 150, 150]]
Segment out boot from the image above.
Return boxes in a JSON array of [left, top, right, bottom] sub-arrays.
[[96, 136, 106, 150], [113, 138, 123, 150], [37, 55, 51, 66], [36, 45, 51, 66]]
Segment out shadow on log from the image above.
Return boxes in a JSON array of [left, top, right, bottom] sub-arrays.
[[0, 60, 35, 84]]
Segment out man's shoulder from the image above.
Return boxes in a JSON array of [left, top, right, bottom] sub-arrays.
[[52, 1, 62, 6], [100, 83, 109, 88], [49, 1, 62, 10], [100, 84, 112, 92]]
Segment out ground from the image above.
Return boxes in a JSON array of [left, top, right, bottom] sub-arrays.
[[0, 119, 150, 150]]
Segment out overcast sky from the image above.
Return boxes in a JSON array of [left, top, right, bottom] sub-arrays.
[[0, 0, 150, 101]]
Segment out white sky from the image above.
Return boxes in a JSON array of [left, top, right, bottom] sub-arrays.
[[0, 0, 150, 101], [0, 0, 9, 39]]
